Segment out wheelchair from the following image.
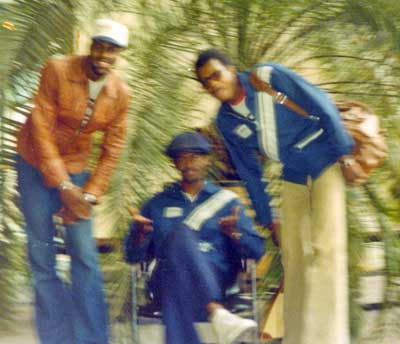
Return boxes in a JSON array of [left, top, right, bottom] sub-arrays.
[[130, 258, 261, 344]]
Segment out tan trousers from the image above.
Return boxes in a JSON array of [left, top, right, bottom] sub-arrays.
[[281, 163, 349, 344]]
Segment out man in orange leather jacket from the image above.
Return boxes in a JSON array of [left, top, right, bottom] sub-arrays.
[[16, 19, 130, 344]]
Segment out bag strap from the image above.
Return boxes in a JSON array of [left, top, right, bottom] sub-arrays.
[[249, 71, 309, 118]]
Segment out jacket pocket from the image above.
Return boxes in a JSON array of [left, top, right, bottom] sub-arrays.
[[293, 128, 324, 150]]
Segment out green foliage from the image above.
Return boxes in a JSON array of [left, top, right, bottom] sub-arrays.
[[0, 167, 26, 330], [0, 0, 76, 99], [0, 0, 399, 340], [0, 0, 77, 330]]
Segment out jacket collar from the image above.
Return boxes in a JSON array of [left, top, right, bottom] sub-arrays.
[[219, 71, 257, 121], [66, 55, 118, 99]]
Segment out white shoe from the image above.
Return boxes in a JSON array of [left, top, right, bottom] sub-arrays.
[[210, 308, 258, 344]]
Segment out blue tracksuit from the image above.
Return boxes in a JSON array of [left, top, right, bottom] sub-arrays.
[[216, 63, 354, 225], [125, 181, 265, 344]]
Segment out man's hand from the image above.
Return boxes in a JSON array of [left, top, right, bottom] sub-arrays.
[[59, 184, 91, 219], [55, 207, 79, 225], [128, 207, 153, 244], [219, 206, 242, 241], [339, 155, 368, 185], [269, 221, 281, 247]]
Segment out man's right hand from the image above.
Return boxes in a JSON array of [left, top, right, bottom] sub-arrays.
[[339, 155, 368, 185], [128, 207, 153, 244], [59, 184, 91, 219]]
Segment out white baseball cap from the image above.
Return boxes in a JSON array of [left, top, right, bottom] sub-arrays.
[[92, 19, 129, 48]]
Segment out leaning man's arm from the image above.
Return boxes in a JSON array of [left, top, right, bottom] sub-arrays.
[[83, 87, 130, 198], [30, 59, 70, 187], [231, 201, 266, 260]]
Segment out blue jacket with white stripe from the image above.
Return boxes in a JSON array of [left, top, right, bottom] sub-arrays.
[[124, 181, 265, 283], [216, 63, 354, 226]]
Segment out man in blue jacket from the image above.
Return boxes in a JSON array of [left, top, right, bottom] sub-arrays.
[[125, 131, 265, 344], [195, 49, 365, 344]]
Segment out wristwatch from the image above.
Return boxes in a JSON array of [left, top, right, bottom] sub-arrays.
[[340, 157, 355, 167], [83, 193, 97, 205], [58, 180, 74, 191]]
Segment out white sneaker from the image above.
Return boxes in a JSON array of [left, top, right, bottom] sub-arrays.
[[210, 308, 258, 344]]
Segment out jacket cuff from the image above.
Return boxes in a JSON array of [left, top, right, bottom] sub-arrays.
[[41, 158, 70, 188], [82, 183, 103, 199], [334, 142, 355, 159]]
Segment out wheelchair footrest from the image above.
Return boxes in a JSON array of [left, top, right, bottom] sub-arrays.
[[137, 292, 253, 320], [223, 294, 253, 314], [137, 303, 163, 318]]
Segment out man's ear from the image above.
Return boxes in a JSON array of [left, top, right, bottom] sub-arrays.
[[227, 64, 237, 74], [204, 155, 212, 167]]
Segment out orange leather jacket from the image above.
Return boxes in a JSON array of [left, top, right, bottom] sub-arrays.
[[17, 55, 130, 198]]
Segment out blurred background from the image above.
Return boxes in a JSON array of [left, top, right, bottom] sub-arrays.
[[0, 0, 399, 343]]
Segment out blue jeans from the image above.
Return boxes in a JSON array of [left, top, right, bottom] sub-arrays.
[[16, 156, 109, 344]]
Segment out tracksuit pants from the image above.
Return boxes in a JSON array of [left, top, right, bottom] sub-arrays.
[[153, 224, 226, 344]]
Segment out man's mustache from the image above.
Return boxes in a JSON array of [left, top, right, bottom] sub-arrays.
[[182, 168, 198, 174]]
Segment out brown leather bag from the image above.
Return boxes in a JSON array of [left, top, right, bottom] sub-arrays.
[[249, 72, 387, 185], [335, 101, 387, 184]]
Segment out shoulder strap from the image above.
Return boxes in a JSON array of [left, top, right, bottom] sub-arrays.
[[249, 71, 309, 118]]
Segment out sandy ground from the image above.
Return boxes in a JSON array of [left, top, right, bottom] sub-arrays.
[[1, 280, 400, 344], [0, 304, 37, 344], [1, 303, 400, 344]]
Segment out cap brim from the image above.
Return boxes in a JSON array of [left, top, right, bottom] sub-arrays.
[[92, 36, 126, 48], [167, 148, 210, 158]]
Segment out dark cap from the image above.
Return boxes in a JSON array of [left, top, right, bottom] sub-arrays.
[[166, 132, 212, 158]]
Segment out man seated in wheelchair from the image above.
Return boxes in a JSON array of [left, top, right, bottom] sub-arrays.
[[124, 131, 266, 344]]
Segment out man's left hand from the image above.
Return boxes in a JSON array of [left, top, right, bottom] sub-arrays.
[[219, 205, 241, 241]]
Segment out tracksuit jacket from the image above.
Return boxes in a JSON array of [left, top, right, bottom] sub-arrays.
[[125, 180, 265, 290], [216, 63, 355, 225]]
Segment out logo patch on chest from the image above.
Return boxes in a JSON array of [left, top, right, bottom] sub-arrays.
[[163, 207, 183, 218], [234, 124, 253, 139], [197, 241, 214, 252]]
